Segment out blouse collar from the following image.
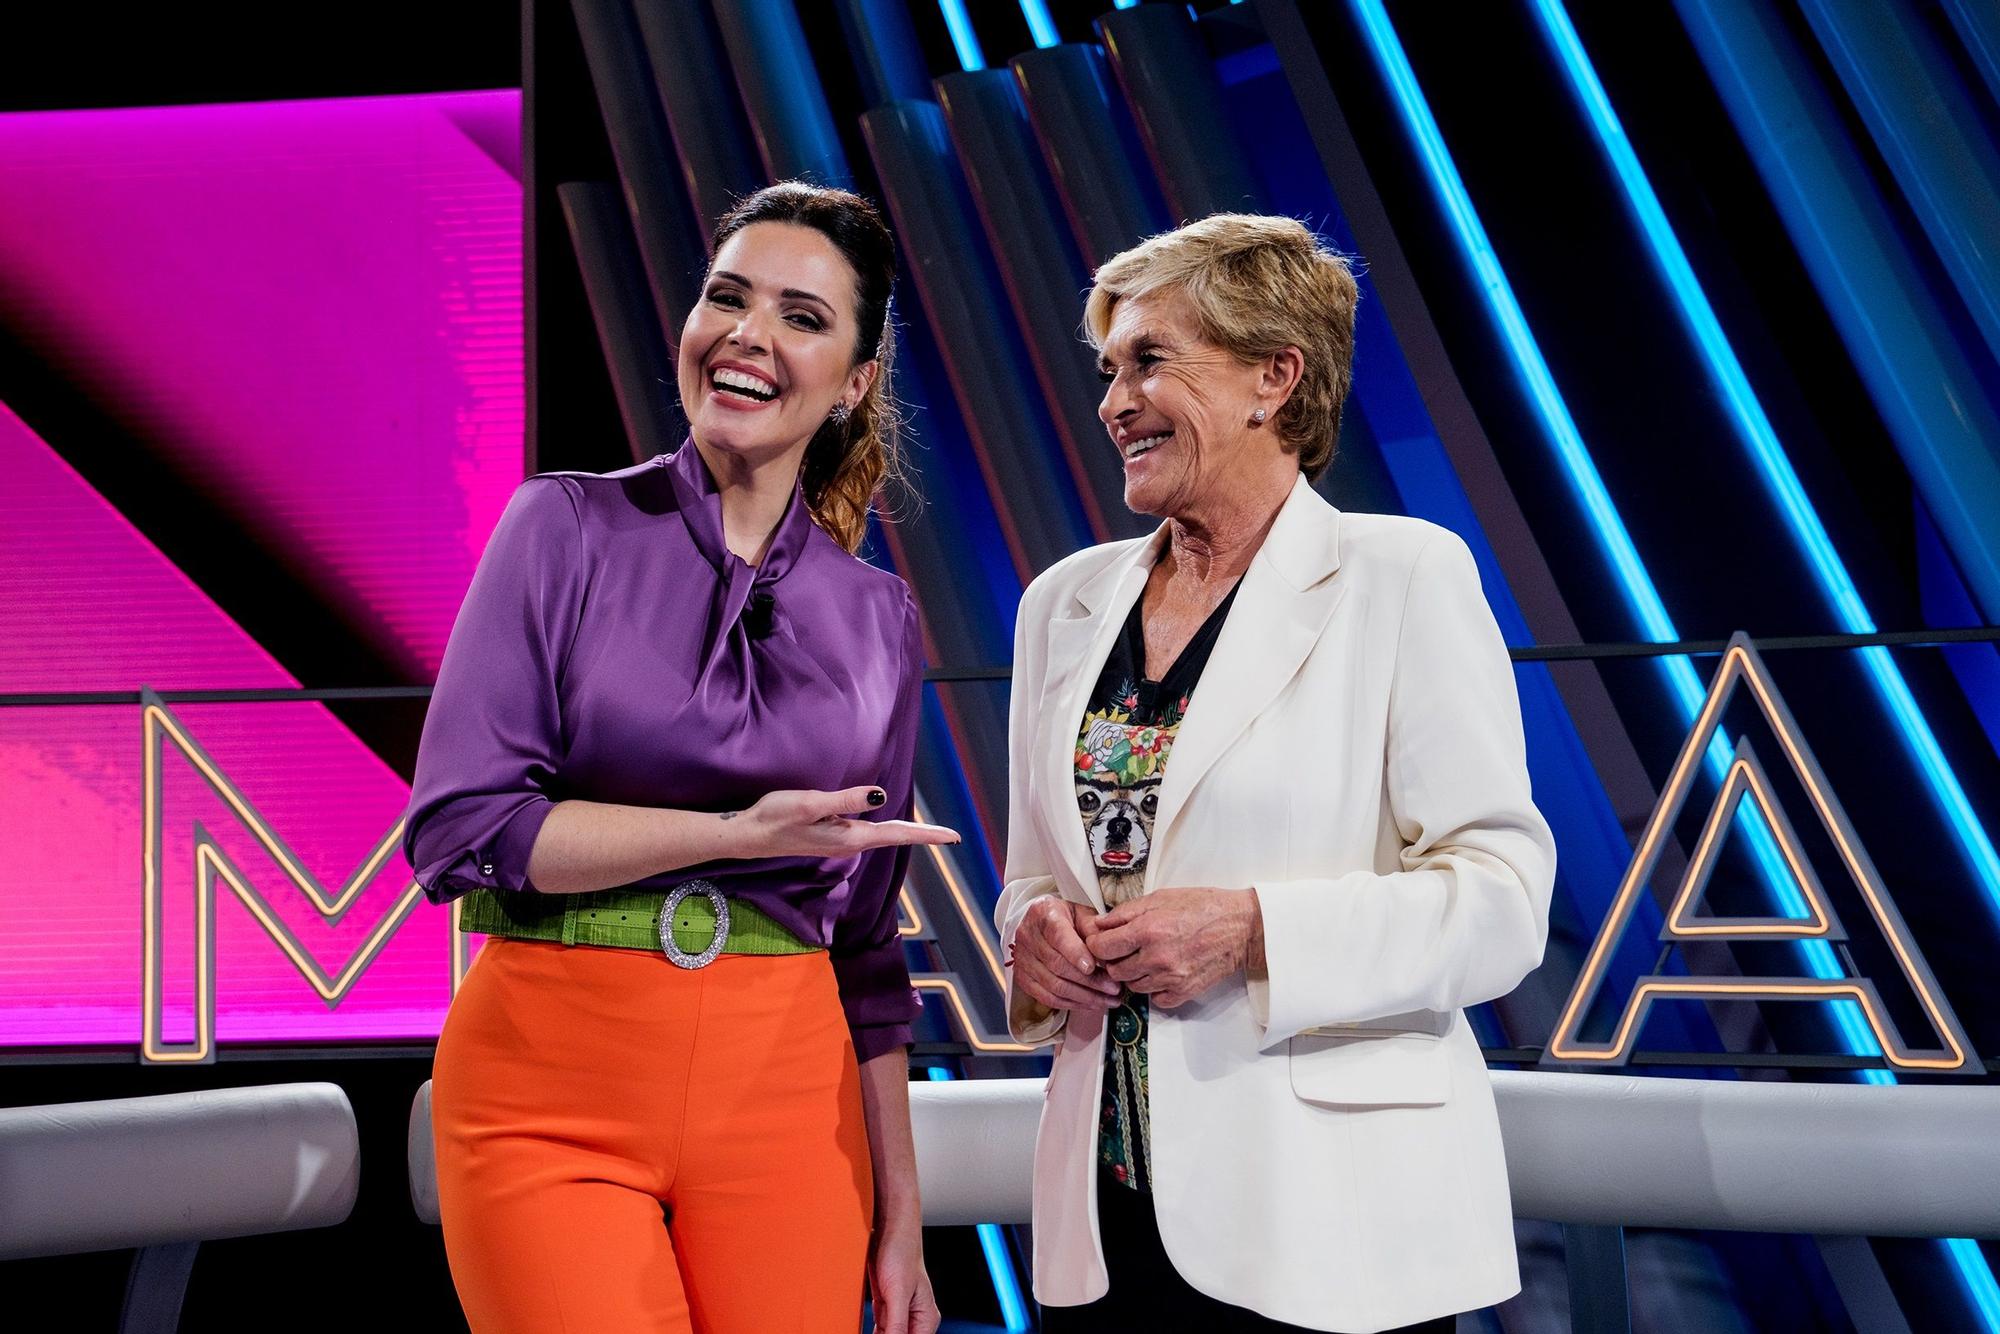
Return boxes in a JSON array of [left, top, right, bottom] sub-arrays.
[[664, 440, 821, 704], [664, 438, 815, 587]]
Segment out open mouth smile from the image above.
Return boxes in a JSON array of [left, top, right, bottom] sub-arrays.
[[710, 365, 779, 404], [1122, 432, 1170, 460]]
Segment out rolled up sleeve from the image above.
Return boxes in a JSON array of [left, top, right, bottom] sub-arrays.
[[403, 476, 584, 904], [831, 587, 926, 1063]]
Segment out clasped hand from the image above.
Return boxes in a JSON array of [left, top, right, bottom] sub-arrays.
[[1012, 888, 1259, 1012]]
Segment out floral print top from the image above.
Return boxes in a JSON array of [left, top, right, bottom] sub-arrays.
[[1074, 580, 1239, 1192]]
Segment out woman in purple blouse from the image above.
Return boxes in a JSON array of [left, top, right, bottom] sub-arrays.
[[404, 183, 955, 1334]]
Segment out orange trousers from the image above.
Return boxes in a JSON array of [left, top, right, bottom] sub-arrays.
[[432, 938, 874, 1334]]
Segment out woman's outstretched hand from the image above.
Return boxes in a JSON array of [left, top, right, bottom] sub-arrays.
[[731, 786, 960, 859]]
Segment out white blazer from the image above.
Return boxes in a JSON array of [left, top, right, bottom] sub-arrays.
[[993, 475, 1557, 1333]]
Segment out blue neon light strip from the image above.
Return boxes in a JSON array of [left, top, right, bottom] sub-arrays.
[[1528, 0, 2000, 930], [925, 1068, 1030, 1330], [937, 1, 986, 72], [1948, 1236, 2000, 1329], [1529, 0, 2000, 1314], [1019, 1, 1059, 49], [1346, 0, 1897, 1075]]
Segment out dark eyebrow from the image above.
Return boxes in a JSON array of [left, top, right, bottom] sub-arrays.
[[708, 270, 834, 316], [781, 287, 834, 312]]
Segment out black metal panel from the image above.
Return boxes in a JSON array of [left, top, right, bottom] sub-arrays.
[[568, 0, 706, 342], [710, 0, 853, 187], [119, 1241, 198, 1334], [1010, 43, 1171, 268], [1563, 1224, 1633, 1334], [0, 2, 517, 112], [557, 182, 685, 462], [1096, 3, 1264, 222], [630, 0, 764, 234], [863, 98, 1096, 580], [937, 69, 1149, 544], [525, 0, 627, 475]]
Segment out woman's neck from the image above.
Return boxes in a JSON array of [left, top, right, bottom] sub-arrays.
[[1160, 469, 1294, 588], [690, 437, 807, 566]]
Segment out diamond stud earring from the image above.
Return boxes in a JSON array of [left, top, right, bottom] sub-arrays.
[[1250, 408, 1267, 425]]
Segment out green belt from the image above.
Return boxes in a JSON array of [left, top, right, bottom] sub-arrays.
[[458, 884, 819, 957]]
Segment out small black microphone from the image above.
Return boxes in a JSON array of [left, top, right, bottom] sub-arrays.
[[743, 591, 777, 640]]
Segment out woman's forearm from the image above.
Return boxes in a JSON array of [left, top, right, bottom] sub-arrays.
[[523, 798, 749, 896], [856, 1046, 924, 1232]]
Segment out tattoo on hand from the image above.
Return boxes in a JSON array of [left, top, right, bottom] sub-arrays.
[[719, 811, 738, 821]]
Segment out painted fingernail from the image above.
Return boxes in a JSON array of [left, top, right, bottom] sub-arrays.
[[867, 788, 886, 807]]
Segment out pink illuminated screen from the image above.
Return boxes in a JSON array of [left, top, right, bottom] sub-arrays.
[[0, 91, 523, 1048]]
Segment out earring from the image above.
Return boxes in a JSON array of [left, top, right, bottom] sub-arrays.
[[829, 402, 852, 426], [1250, 408, 1267, 425]]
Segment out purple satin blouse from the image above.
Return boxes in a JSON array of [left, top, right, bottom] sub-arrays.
[[403, 443, 925, 1060]]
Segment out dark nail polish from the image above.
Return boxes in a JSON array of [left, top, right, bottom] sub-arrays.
[[867, 788, 886, 807]]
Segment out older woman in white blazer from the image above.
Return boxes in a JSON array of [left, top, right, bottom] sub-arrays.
[[995, 215, 1556, 1334]]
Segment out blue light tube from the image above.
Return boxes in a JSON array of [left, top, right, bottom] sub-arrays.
[[937, 1, 986, 72], [1528, 0, 2000, 935], [926, 1068, 1031, 1331], [1528, 0, 2000, 1316], [1345, 0, 1890, 1062], [1947, 1236, 2000, 1330], [1019, 1, 1059, 49], [1355, 0, 1904, 1082]]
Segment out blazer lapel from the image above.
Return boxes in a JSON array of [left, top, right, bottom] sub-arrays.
[[1148, 478, 1347, 882], [1034, 534, 1162, 910]]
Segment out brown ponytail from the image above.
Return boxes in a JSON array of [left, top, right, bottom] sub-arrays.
[[707, 182, 903, 554]]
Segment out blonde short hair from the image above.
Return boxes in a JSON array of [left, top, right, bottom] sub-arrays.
[[1083, 214, 1359, 481]]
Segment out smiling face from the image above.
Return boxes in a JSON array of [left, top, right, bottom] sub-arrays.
[[677, 221, 878, 469], [1096, 287, 1279, 520]]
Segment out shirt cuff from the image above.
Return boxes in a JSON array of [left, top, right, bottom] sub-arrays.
[[420, 795, 554, 904], [849, 1019, 915, 1064], [832, 938, 921, 1061]]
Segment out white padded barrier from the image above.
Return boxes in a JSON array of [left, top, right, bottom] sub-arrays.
[[409, 1080, 439, 1226], [1492, 1070, 2000, 1235], [0, 1082, 360, 1259], [409, 1072, 2000, 1236], [907, 1077, 1042, 1226]]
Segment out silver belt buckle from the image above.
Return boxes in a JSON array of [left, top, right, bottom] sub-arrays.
[[659, 879, 729, 969]]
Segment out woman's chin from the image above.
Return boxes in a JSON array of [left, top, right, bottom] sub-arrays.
[[1122, 470, 1177, 519], [691, 404, 793, 457]]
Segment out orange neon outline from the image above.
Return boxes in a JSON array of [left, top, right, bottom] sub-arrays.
[[1546, 637, 1972, 1072], [141, 697, 1027, 1060], [1664, 749, 1834, 937], [898, 799, 1027, 1049], [1583, 978, 1969, 1072], [142, 695, 444, 1063], [912, 976, 1034, 1053], [451, 896, 473, 994]]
